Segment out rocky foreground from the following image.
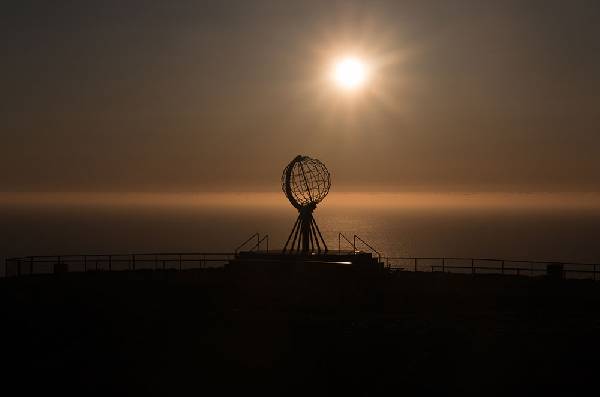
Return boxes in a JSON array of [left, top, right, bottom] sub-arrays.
[[1, 268, 599, 395]]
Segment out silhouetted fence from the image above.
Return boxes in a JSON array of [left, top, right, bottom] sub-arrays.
[[4, 253, 234, 277], [4, 251, 599, 281], [383, 257, 600, 280], [336, 233, 599, 281]]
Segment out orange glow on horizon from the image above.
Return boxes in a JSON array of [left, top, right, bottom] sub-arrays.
[[1, 191, 600, 211]]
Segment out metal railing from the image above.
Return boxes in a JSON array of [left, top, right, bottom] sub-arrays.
[[5, 230, 599, 281], [354, 235, 382, 263], [334, 232, 600, 279], [235, 233, 269, 254], [383, 256, 600, 280], [337, 233, 383, 263], [4, 252, 235, 277], [5, 253, 599, 280], [338, 232, 356, 253]]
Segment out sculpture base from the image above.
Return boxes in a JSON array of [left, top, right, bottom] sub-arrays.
[[282, 206, 327, 254], [227, 250, 384, 272]]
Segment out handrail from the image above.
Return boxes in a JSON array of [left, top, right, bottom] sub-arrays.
[[235, 233, 260, 253], [249, 234, 269, 252], [4, 251, 600, 280], [354, 235, 382, 263], [7, 252, 236, 259], [384, 256, 600, 279], [338, 233, 355, 253], [4, 252, 235, 277], [384, 256, 600, 267]]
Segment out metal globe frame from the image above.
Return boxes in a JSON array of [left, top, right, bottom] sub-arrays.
[[281, 155, 330, 253]]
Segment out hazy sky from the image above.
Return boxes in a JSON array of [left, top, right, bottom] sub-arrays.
[[2, 0, 599, 193]]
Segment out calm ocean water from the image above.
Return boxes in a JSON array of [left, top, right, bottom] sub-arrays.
[[2, 202, 600, 273]]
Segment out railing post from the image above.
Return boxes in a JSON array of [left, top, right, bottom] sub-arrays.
[[17, 259, 21, 276], [29, 257, 33, 275], [162, 260, 166, 271], [84, 255, 87, 272], [471, 259, 475, 275], [338, 233, 341, 254], [353, 235, 357, 252], [442, 258, 445, 273], [529, 262, 533, 276], [132, 254, 136, 271], [501, 260, 505, 275], [414, 258, 417, 272], [179, 254, 182, 271], [108, 255, 112, 272]]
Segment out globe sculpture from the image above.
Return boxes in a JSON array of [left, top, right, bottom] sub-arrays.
[[281, 155, 331, 253]]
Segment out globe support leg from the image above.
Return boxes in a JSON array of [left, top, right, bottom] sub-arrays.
[[282, 216, 300, 253], [283, 207, 328, 254]]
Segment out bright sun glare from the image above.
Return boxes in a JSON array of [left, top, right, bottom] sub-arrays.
[[332, 57, 367, 90]]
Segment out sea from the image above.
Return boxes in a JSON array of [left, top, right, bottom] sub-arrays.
[[2, 192, 600, 276]]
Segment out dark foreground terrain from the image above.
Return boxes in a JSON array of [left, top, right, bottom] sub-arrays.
[[2, 268, 599, 396]]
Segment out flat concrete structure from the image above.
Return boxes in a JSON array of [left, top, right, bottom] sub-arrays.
[[227, 250, 384, 272]]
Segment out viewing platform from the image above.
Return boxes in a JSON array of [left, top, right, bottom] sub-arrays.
[[227, 250, 385, 272]]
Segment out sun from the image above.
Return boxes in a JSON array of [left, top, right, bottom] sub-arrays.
[[332, 57, 368, 90]]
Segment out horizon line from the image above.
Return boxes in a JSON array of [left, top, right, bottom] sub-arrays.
[[1, 191, 600, 210]]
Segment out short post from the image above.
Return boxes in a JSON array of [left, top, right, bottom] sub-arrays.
[[546, 263, 564, 280], [54, 256, 68, 274], [530, 262, 533, 276]]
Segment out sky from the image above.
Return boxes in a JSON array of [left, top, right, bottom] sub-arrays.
[[2, 0, 599, 194]]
